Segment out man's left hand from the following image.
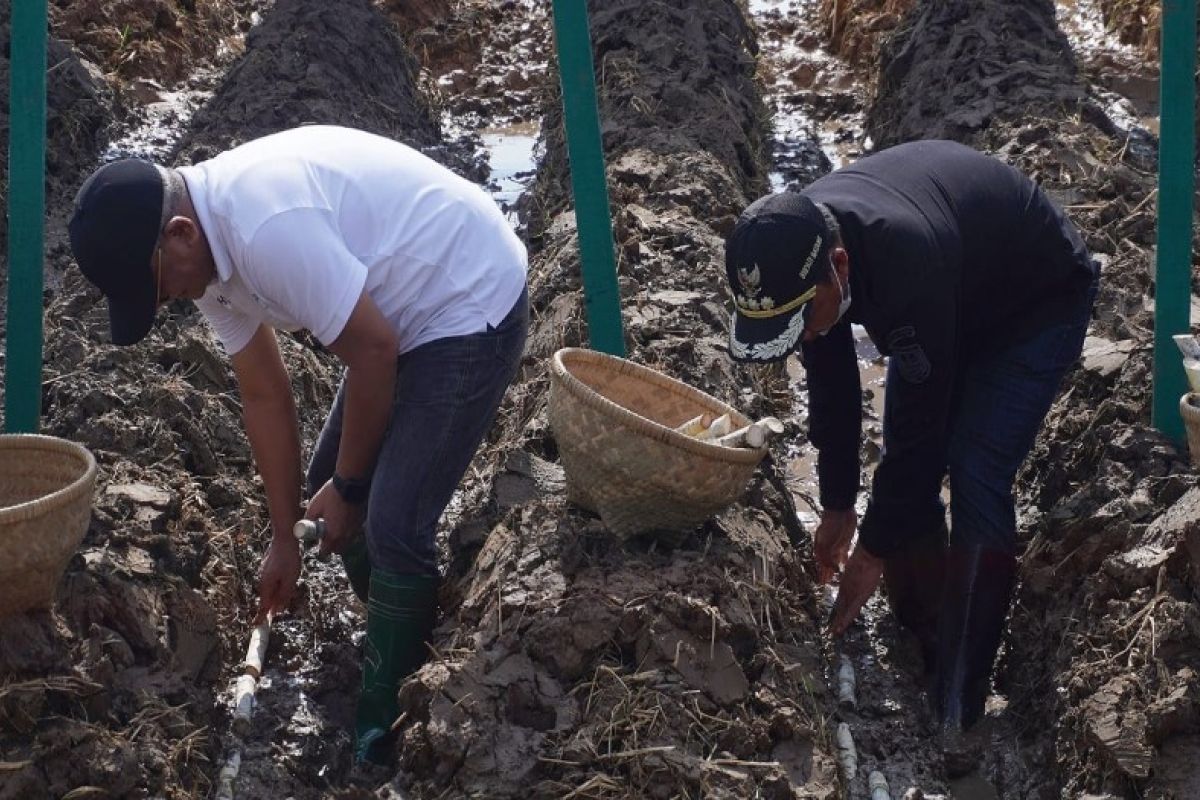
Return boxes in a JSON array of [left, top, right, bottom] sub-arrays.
[[829, 543, 885, 636], [307, 479, 365, 558]]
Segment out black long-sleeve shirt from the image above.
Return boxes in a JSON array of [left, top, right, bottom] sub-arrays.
[[799, 140, 1096, 557]]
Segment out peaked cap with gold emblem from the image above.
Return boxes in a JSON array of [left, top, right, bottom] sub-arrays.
[[724, 192, 833, 363]]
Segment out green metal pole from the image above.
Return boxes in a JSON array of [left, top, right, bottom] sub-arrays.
[[5, 0, 49, 433], [550, 0, 625, 356], [1152, 0, 1196, 443]]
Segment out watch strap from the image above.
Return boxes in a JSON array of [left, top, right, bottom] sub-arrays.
[[332, 473, 370, 504]]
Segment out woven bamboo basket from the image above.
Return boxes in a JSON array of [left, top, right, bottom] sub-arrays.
[[0, 434, 97, 617], [548, 348, 768, 537], [1182, 394, 1200, 468]]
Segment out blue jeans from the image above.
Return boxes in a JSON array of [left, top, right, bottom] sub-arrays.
[[941, 278, 1098, 553], [307, 289, 528, 576]]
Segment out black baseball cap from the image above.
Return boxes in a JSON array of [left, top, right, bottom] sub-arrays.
[[68, 158, 164, 346], [724, 192, 832, 363]]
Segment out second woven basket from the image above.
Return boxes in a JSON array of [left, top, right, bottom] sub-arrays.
[[548, 348, 768, 538], [0, 434, 97, 617]]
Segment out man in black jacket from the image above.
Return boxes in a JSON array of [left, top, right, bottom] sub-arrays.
[[724, 140, 1097, 744]]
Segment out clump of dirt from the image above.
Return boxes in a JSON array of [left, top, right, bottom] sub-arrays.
[[173, 0, 441, 165], [821, 0, 914, 71], [386, 1, 841, 797], [532, 0, 768, 234], [866, 0, 1084, 149], [1097, 0, 1161, 56], [383, 0, 550, 128], [866, 0, 1200, 793], [49, 0, 253, 87]]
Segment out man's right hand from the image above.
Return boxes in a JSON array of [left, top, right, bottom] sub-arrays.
[[256, 535, 302, 622], [813, 508, 857, 584]]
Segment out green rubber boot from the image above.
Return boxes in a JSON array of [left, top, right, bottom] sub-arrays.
[[340, 532, 372, 605], [354, 569, 438, 765]]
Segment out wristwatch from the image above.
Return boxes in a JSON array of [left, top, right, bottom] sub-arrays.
[[332, 473, 370, 504]]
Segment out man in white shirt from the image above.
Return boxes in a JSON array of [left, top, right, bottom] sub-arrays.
[[68, 125, 529, 763]]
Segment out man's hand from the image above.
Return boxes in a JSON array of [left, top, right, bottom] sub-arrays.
[[256, 536, 302, 622], [307, 479, 366, 558], [814, 508, 857, 584], [829, 544, 885, 636]]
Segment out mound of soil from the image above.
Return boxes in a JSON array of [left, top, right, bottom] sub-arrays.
[[384, 0, 550, 128], [532, 0, 767, 224], [822, 0, 914, 71], [49, 0, 256, 87], [387, 1, 841, 797], [866, 0, 1084, 149], [1098, 0, 1161, 56], [172, 0, 440, 165]]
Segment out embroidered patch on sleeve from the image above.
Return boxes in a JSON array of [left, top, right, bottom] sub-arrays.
[[887, 325, 932, 384]]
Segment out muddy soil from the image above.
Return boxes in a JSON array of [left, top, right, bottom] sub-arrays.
[[381, 1, 851, 797], [868, 0, 1085, 149], [822, 0, 913, 72], [173, 0, 441, 164], [5, 0, 1199, 797], [382, 0, 551, 227], [1097, 0, 1161, 56], [385, 0, 549, 129], [753, 0, 873, 192]]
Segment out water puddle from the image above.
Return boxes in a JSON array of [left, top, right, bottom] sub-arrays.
[[1056, 0, 1160, 148], [479, 120, 541, 224], [948, 774, 1002, 800], [102, 75, 221, 162], [1056, 0, 1140, 64], [749, 0, 869, 191]]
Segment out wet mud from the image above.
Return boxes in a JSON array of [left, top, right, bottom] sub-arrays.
[[388, 1, 843, 797], [2, 0, 1197, 797], [867, 0, 1085, 149]]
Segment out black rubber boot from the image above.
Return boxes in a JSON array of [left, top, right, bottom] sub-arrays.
[[354, 569, 439, 765], [934, 544, 1017, 775], [882, 521, 948, 674]]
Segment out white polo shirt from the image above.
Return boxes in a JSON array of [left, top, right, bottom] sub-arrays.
[[184, 126, 527, 356]]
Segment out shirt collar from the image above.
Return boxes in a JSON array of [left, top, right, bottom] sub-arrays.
[[178, 165, 235, 284]]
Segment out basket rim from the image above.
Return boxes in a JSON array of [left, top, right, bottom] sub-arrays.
[[551, 347, 767, 465], [0, 434, 98, 524], [1182, 393, 1200, 418]]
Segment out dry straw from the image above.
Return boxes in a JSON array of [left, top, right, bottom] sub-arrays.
[[0, 434, 97, 617], [548, 348, 767, 537]]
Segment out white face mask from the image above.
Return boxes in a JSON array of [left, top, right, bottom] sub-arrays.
[[834, 273, 852, 321], [811, 273, 851, 337]]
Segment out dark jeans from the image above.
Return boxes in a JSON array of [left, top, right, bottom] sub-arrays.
[[307, 289, 528, 576], [941, 277, 1098, 553]]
